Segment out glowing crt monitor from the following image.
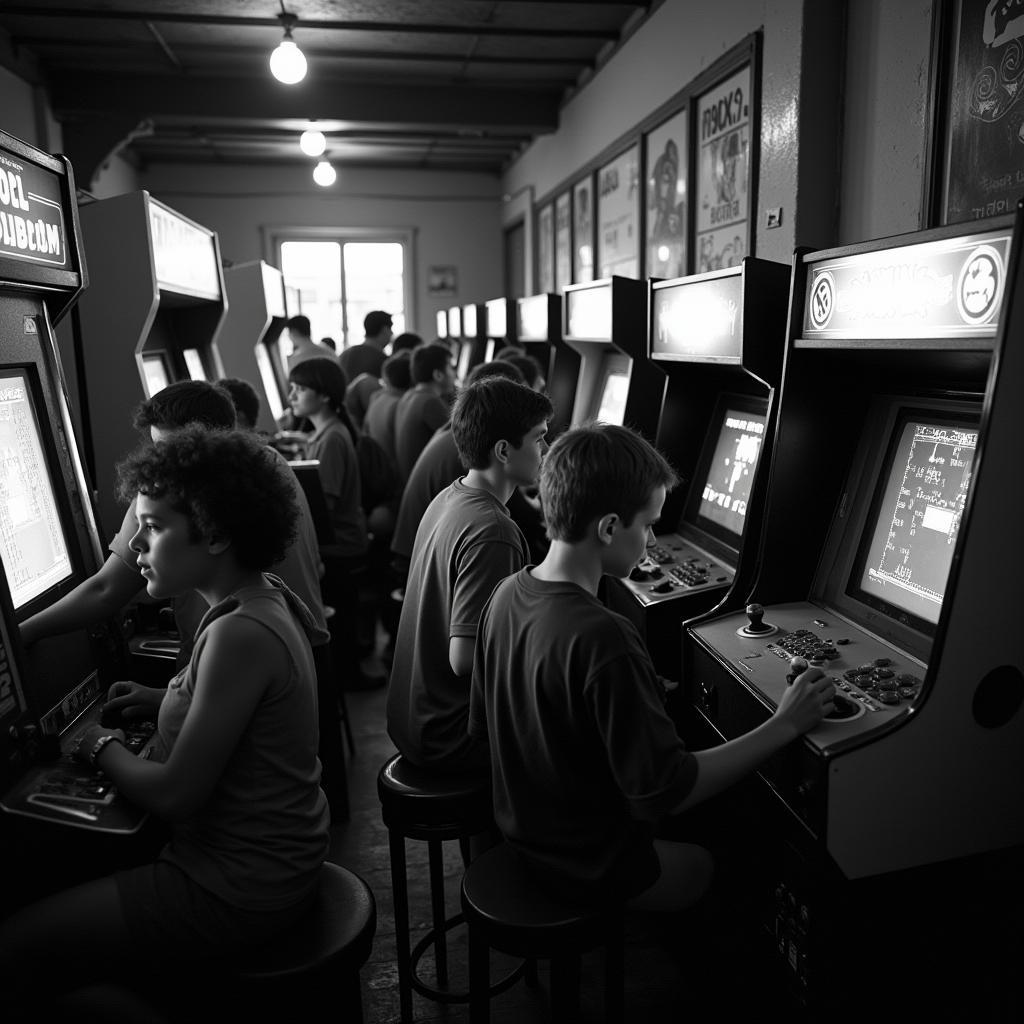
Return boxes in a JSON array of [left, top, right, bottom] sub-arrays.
[[141, 353, 171, 396], [847, 407, 978, 633], [182, 347, 207, 381], [449, 306, 462, 338], [683, 395, 768, 550], [436, 309, 448, 339], [0, 372, 74, 612], [462, 303, 478, 339], [594, 360, 630, 425]]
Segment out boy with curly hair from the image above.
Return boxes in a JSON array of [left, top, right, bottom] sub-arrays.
[[0, 426, 330, 1010]]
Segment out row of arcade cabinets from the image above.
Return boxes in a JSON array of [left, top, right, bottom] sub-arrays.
[[0, 132, 146, 909], [680, 214, 1024, 1015], [71, 190, 227, 538]]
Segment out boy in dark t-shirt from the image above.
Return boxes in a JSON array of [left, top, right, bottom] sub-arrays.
[[386, 376, 553, 774], [469, 423, 835, 908]]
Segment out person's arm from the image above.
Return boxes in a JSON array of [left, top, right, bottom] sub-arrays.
[[77, 615, 281, 820], [449, 636, 475, 678], [20, 553, 145, 646], [671, 664, 832, 814]]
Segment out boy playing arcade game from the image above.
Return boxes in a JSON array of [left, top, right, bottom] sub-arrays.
[[469, 423, 834, 910], [0, 427, 330, 1013]]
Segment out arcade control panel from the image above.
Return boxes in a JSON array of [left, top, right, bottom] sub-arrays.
[[688, 601, 925, 752], [622, 533, 734, 607]]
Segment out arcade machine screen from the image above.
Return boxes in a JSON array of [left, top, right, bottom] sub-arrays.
[[182, 347, 207, 381], [626, 394, 767, 607], [436, 309, 448, 339], [141, 353, 171, 396], [593, 366, 630, 425], [843, 406, 977, 636], [463, 304, 478, 339], [456, 341, 474, 384], [449, 306, 462, 339], [0, 373, 74, 611]]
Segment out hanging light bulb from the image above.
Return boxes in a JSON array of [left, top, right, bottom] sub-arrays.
[[300, 129, 326, 157], [313, 160, 336, 187], [270, 14, 307, 85]]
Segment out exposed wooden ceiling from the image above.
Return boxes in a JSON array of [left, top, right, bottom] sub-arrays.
[[0, 1, 656, 185]]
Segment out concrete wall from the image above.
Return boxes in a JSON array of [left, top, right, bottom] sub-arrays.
[[140, 162, 504, 339]]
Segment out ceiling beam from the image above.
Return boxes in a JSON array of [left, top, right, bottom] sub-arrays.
[[49, 72, 562, 133], [1, 7, 620, 40]]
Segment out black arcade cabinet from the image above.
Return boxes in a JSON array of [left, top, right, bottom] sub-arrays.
[[74, 190, 227, 536], [456, 300, 487, 384], [561, 276, 665, 439], [514, 291, 578, 438], [483, 296, 514, 364], [0, 132, 147, 882], [609, 259, 789, 679], [682, 214, 1024, 1016], [219, 259, 289, 434]]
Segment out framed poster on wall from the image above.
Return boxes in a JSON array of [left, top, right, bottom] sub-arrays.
[[554, 192, 572, 291], [695, 62, 752, 272], [572, 177, 595, 283], [645, 108, 688, 279], [536, 202, 555, 294], [934, 0, 1024, 224], [596, 143, 640, 278]]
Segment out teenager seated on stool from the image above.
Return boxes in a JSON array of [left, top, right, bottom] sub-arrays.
[[386, 376, 552, 778], [0, 427, 330, 1012], [469, 423, 835, 910]]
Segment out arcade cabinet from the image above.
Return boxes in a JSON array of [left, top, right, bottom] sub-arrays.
[[561, 276, 665, 440], [220, 259, 289, 434], [682, 213, 1023, 1016], [435, 307, 448, 342], [483, 296, 514, 363], [448, 303, 468, 381], [610, 259, 790, 678], [458, 301, 487, 382], [0, 131, 147, 878], [516, 292, 577, 438], [73, 190, 227, 537]]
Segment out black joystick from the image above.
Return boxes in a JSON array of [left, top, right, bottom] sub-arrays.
[[736, 602, 777, 638]]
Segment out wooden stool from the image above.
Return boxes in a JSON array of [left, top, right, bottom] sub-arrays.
[[225, 862, 377, 1019], [377, 753, 524, 1024], [461, 842, 625, 1024]]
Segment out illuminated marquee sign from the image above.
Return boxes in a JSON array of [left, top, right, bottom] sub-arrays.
[[651, 274, 743, 361], [148, 200, 221, 299], [517, 295, 550, 341], [0, 146, 67, 268], [485, 298, 507, 339], [801, 230, 1011, 341], [565, 283, 612, 341]]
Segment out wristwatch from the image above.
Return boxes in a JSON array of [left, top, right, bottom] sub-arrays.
[[87, 733, 123, 767]]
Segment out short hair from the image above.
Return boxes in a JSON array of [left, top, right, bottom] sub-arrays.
[[320, 336, 337, 352], [364, 310, 393, 337], [133, 380, 236, 432], [540, 424, 679, 543], [116, 425, 298, 571], [504, 353, 545, 389], [391, 331, 421, 353], [216, 377, 260, 430], [464, 359, 525, 387], [451, 377, 553, 471], [288, 356, 349, 414], [287, 314, 311, 338], [494, 345, 526, 361], [381, 350, 413, 390], [410, 342, 452, 384]]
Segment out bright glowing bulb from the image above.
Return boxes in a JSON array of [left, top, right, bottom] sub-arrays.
[[313, 160, 336, 187], [270, 38, 307, 84], [657, 245, 671, 262], [300, 129, 326, 156]]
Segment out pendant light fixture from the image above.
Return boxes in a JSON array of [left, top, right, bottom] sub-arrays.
[[269, 10, 307, 85], [300, 128, 327, 157], [313, 160, 337, 187]]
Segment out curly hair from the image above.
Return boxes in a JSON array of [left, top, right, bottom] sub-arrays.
[[116, 425, 299, 571], [132, 380, 236, 432]]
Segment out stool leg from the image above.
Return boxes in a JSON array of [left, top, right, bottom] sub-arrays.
[[468, 920, 490, 1024], [551, 953, 581, 1023], [458, 833, 472, 867], [428, 839, 449, 986], [389, 828, 414, 1024]]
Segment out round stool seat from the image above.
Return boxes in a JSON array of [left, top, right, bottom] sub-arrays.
[[462, 842, 614, 955], [234, 862, 377, 981], [377, 752, 492, 831]]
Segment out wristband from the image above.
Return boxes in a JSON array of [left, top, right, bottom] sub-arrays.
[[87, 734, 122, 767]]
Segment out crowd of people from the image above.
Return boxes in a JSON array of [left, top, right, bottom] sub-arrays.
[[0, 306, 837, 1016]]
